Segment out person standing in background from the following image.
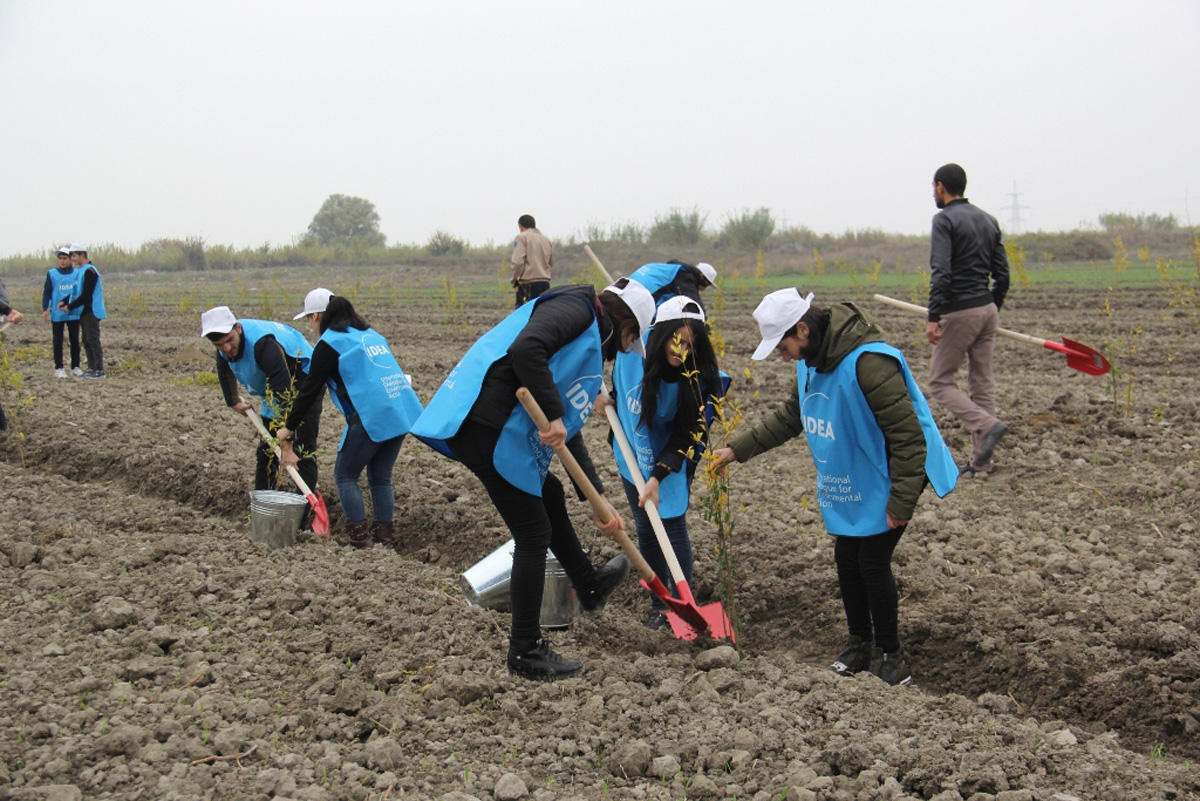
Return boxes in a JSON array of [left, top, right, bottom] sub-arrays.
[[58, 243, 106, 378], [42, 246, 83, 378], [510, 214, 554, 307], [0, 275, 25, 432], [925, 163, 1011, 476]]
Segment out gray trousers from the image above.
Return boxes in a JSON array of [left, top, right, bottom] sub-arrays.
[[80, 312, 103, 371], [928, 303, 1000, 466]]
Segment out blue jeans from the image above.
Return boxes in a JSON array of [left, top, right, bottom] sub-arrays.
[[333, 420, 404, 524], [621, 478, 693, 611]]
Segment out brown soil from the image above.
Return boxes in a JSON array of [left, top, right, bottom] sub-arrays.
[[1, 267, 1197, 800]]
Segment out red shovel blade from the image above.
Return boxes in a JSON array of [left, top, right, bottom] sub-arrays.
[[1044, 337, 1111, 376], [307, 491, 331, 540], [640, 577, 737, 641]]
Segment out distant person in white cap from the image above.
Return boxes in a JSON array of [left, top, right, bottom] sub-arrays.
[[597, 294, 727, 631], [411, 278, 656, 679], [57, 244, 106, 378], [710, 288, 958, 687], [0, 274, 24, 433], [627, 260, 717, 311], [200, 304, 322, 494], [276, 290, 424, 550], [42, 247, 83, 377], [510, 214, 554, 307]]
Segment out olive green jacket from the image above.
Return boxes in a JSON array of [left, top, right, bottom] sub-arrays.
[[729, 303, 928, 522]]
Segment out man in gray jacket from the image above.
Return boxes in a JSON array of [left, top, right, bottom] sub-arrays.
[[926, 164, 1010, 475]]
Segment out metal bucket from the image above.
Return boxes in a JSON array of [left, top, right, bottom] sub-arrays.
[[459, 538, 581, 629], [248, 490, 308, 550]]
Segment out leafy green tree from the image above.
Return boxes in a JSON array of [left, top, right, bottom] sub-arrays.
[[305, 194, 386, 248]]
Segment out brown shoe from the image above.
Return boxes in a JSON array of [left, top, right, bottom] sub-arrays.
[[346, 521, 373, 549], [371, 521, 395, 548]]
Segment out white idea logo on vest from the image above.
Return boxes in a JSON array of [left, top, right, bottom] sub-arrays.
[[623, 385, 642, 416], [361, 334, 394, 369], [800, 390, 835, 464], [565, 374, 602, 424]]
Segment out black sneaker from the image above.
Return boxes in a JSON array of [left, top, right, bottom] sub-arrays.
[[643, 610, 668, 631], [83, 369, 107, 379], [872, 650, 913, 686], [507, 638, 583, 681], [975, 421, 1008, 466], [828, 636, 872, 676], [577, 554, 631, 612]]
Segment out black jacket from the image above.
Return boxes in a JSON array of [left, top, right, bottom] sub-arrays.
[[928, 199, 1010, 322]]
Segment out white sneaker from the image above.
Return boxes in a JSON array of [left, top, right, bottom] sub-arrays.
[[54, 368, 68, 379], [71, 366, 84, 376]]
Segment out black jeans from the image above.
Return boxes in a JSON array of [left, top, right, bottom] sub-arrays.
[[450, 418, 594, 643], [514, 281, 550, 308], [833, 524, 906, 653], [255, 402, 321, 493], [80, 312, 103, 371], [52, 320, 81, 369]]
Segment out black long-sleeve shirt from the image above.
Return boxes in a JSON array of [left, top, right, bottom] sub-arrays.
[[64, 264, 99, 314], [928, 198, 1010, 322], [216, 334, 306, 413], [285, 340, 342, 430]]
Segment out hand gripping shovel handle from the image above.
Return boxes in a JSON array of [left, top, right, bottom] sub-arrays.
[[513, 388, 666, 595], [243, 408, 331, 540]]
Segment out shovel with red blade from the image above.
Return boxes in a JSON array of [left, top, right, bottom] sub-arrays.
[[872, 294, 1111, 376], [244, 407, 331, 540]]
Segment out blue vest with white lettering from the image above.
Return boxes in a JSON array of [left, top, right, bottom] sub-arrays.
[[219, 319, 313, 420], [798, 342, 958, 536], [411, 293, 602, 496], [628, 263, 685, 301], [47, 267, 83, 322], [320, 327, 424, 450], [80, 263, 106, 319], [611, 344, 691, 518]]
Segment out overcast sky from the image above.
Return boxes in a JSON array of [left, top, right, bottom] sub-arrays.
[[2, 0, 1197, 257]]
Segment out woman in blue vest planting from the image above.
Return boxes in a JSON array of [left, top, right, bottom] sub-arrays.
[[411, 279, 656, 680], [627, 260, 717, 309], [277, 290, 424, 551], [41, 247, 84, 378], [201, 305, 322, 495], [711, 289, 958, 686], [599, 295, 726, 631]]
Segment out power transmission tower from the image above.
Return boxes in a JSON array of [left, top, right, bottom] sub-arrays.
[[1003, 181, 1030, 234]]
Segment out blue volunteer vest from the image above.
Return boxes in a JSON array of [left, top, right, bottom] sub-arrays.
[[320, 327, 424, 450], [220, 319, 313, 420], [411, 292, 603, 496], [48, 267, 83, 322], [611, 345, 690, 518], [80, 263, 106, 319], [798, 342, 957, 536], [628, 263, 686, 301]]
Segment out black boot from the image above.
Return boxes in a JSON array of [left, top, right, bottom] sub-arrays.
[[371, 521, 395, 548], [507, 637, 583, 681], [577, 554, 631, 613], [346, 521, 373, 549]]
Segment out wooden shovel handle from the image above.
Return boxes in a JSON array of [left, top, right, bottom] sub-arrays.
[[243, 408, 316, 498], [514, 388, 657, 582], [583, 244, 615, 283], [871, 293, 1047, 347]]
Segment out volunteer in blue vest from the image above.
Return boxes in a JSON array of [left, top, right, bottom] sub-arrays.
[[276, 290, 424, 550], [627, 260, 717, 309], [598, 294, 726, 631], [710, 289, 958, 686], [411, 279, 656, 680], [201, 305, 321, 494], [42, 247, 83, 378], [57, 244, 105, 378]]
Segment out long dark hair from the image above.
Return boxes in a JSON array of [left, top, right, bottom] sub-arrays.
[[640, 317, 722, 429], [319, 296, 369, 334]]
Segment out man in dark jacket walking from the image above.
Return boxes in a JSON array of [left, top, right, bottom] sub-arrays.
[[711, 289, 957, 686], [926, 163, 1011, 475]]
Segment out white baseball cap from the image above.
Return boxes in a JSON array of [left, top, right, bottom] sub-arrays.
[[602, 278, 655, 357], [67, 242, 87, 253], [200, 306, 238, 338], [696, 262, 718, 287], [654, 294, 706, 324], [56, 246, 71, 256], [294, 287, 334, 320], [751, 288, 815, 360]]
